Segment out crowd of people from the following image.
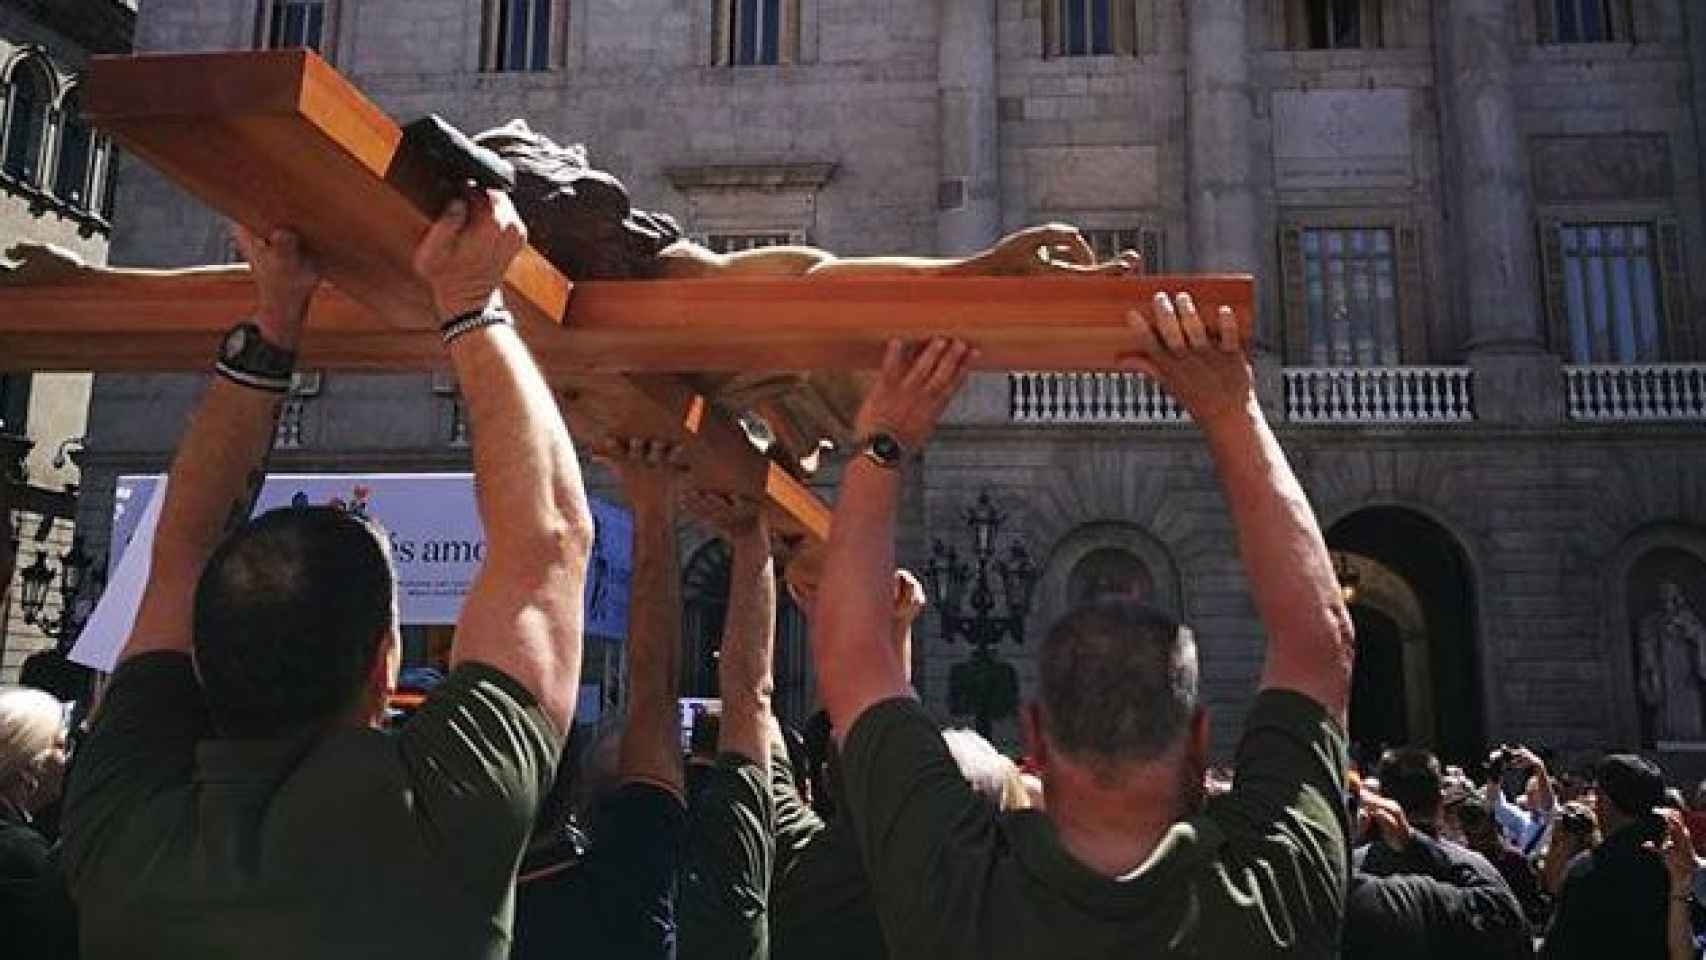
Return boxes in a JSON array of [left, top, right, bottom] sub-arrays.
[[1, 188, 1703, 958]]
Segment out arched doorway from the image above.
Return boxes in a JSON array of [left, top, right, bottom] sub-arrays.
[[1067, 547, 1156, 607], [680, 539, 812, 726], [1328, 507, 1481, 764]]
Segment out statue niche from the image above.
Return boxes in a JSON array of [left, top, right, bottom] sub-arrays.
[[1633, 551, 1706, 745]]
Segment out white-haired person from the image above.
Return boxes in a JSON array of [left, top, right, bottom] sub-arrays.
[[1, 685, 76, 958]]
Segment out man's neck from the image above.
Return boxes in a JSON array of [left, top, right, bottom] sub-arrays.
[[1045, 764, 1190, 878]]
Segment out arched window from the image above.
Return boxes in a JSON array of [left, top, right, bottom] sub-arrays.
[[3, 57, 53, 184], [53, 87, 93, 208]]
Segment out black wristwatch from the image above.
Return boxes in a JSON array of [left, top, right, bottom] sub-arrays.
[[858, 432, 907, 469], [215, 321, 297, 393]]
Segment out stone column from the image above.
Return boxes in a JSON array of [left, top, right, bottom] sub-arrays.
[[1185, 0, 1260, 275], [1438, 0, 1559, 424], [1438, 0, 1544, 352], [937, 0, 1001, 255]]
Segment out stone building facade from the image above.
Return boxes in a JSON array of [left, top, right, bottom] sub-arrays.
[[68, 0, 1706, 767], [0, 0, 133, 681]]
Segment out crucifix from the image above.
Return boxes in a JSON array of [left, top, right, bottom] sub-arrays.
[[0, 50, 1255, 546]]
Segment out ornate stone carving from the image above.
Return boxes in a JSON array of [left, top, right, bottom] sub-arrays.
[[1531, 134, 1673, 206]]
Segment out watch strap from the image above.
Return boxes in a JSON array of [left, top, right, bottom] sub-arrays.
[[215, 320, 296, 393]]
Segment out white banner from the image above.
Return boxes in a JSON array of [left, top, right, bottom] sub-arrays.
[[71, 473, 632, 672]]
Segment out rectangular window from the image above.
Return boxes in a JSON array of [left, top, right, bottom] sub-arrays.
[[715, 0, 791, 66], [1287, 0, 1383, 50], [263, 0, 326, 51], [1556, 223, 1664, 363], [1298, 227, 1401, 366], [1043, 0, 1141, 58], [703, 232, 801, 253], [484, 0, 558, 72], [1540, 0, 1629, 44], [1082, 227, 1165, 272]]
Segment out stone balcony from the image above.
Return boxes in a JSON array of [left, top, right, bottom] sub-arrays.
[[1563, 364, 1706, 423], [960, 359, 1706, 430]]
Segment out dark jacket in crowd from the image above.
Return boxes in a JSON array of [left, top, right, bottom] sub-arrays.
[[1541, 818, 1669, 960], [1344, 831, 1533, 960], [0, 806, 78, 959], [511, 783, 685, 960]]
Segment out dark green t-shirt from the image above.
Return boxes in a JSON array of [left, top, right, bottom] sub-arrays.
[[769, 738, 887, 960], [61, 651, 561, 960], [839, 689, 1350, 959]]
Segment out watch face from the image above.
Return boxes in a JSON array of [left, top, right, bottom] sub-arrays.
[[869, 434, 902, 464], [222, 325, 250, 361]]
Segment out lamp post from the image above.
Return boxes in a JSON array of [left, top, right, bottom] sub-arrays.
[[925, 490, 1037, 737], [1333, 551, 1361, 606], [19, 536, 99, 644]]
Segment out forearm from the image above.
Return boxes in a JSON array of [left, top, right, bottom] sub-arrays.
[[815, 460, 914, 736], [718, 533, 777, 766], [1535, 767, 1558, 811], [1202, 400, 1354, 720], [618, 500, 683, 795], [126, 376, 282, 659], [1668, 894, 1693, 960], [449, 322, 593, 561]]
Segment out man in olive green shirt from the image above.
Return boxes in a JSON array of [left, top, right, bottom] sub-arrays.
[[62, 192, 595, 959], [812, 294, 1355, 957]]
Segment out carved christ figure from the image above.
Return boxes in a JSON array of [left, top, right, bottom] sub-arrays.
[[470, 120, 1143, 283]]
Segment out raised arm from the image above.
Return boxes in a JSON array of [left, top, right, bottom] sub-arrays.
[[687, 491, 777, 767], [814, 339, 976, 739], [121, 228, 319, 663], [603, 440, 687, 797], [1122, 294, 1354, 725], [415, 192, 594, 733]]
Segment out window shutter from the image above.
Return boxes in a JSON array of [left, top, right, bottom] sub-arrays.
[[1656, 216, 1692, 360], [1042, 0, 1060, 58], [1138, 0, 1160, 54], [1397, 223, 1426, 361], [1278, 225, 1309, 363], [1362, 0, 1383, 48], [1534, 0, 1554, 44], [712, 0, 732, 66], [780, 0, 800, 65], [1537, 218, 1570, 356], [1139, 226, 1164, 272]]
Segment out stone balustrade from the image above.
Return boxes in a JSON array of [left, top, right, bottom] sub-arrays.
[[1008, 371, 1190, 425], [1564, 364, 1706, 422], [1282, 366, 1474, 425]]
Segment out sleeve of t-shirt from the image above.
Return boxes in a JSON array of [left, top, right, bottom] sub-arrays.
[[839, 697, 998, 949], [59, 651, 208, 890], [397, 660, 563, 896], [1215, 689, 1352, 927]]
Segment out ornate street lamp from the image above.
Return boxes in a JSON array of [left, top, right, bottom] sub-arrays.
[[928, 491, 1037, 737], [19, 537, 98, 642]]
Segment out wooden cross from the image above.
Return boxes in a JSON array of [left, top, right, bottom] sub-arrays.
[[0, 51, 1255, 545]]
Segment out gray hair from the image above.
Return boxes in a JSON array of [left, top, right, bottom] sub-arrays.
[[0, 686, 62, 801], [1039, 599, 1198, 781]]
